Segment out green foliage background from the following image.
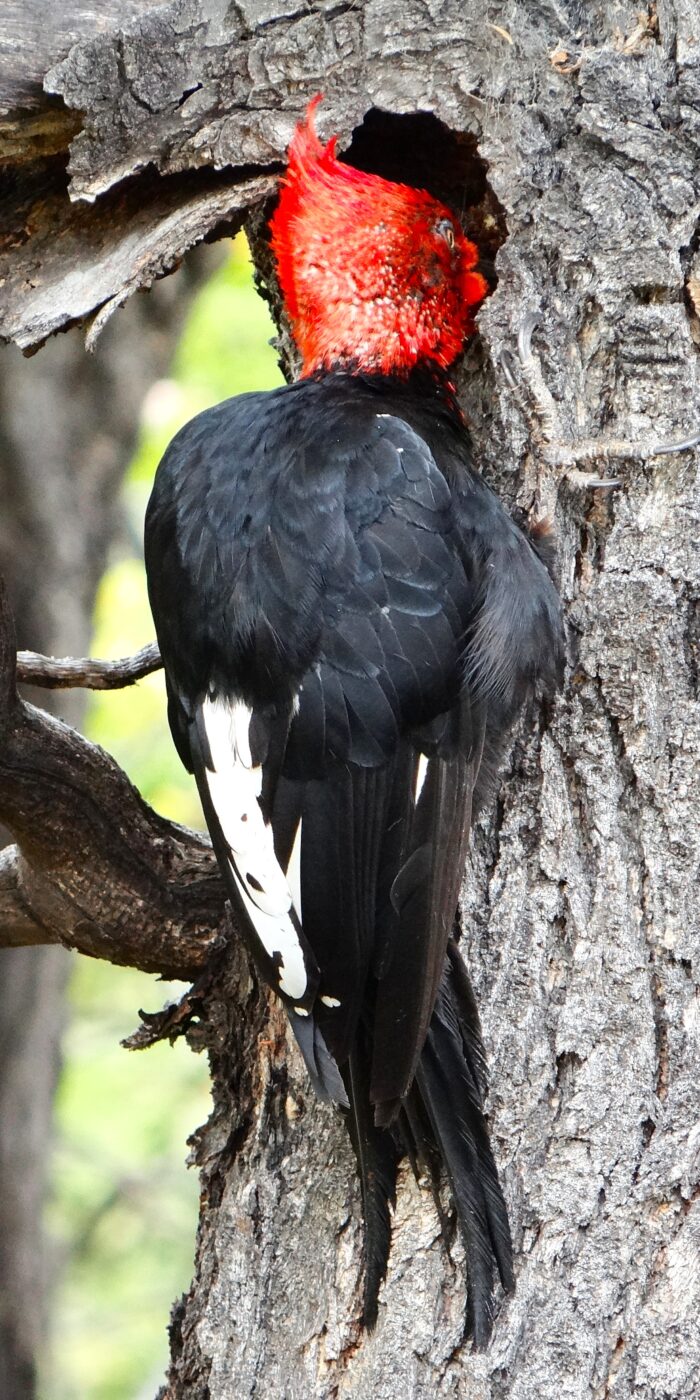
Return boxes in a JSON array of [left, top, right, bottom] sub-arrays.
[[43, 237, 282, 1400]]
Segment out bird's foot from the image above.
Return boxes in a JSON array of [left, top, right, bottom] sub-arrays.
[[501, 312, 700, 491]]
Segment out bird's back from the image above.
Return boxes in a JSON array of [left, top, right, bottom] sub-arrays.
[[146, 369, 562, 1337]]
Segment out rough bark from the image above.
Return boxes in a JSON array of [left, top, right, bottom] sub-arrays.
[[2, 2, 700, 1398]]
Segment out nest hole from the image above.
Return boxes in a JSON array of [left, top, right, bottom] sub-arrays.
[[341, 107, 507, 290]]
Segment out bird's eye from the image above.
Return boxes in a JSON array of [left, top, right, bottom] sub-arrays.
[[435, 219, 456, 250]]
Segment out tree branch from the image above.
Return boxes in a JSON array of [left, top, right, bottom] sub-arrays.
[[0, 577, 226, 978], [16, 641, 162, 690], [0, 846, 57, 948]]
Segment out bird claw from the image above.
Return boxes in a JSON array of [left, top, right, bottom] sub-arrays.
[[652, 430, 700, 456], [516, 311, 539, 366], [563, 469, 621, 492], [498, 348, 518, 389]]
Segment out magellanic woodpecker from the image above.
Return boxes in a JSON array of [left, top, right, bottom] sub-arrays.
[[145, 98, 564, 1344]]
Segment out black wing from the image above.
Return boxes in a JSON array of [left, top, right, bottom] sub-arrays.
[[145, 375, 563, 1338]]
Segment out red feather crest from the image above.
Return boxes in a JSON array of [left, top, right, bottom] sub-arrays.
[[270, 98, 487, 377]]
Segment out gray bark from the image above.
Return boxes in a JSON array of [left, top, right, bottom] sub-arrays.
[[2, 2, 700, 1398]]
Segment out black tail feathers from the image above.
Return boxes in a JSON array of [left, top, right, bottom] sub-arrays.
[[343, 1040, 399, 1328], [342, 941, 513, 1343], [413, 942, 514, 1347]]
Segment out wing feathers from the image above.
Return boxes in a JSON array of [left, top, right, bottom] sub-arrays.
[[370, 745, 477, 1118], [293, 768, 392, 1065], [198, 697, 317, 1008], [288, 1008, 349, 1107], [145, 383, 556, 1336], [287, 818, 303, 919]]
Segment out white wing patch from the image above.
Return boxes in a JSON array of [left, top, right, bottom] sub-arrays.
[[287, 818, 302, 921], [202, 696, 308, 1002], [414, 753, 430, 804]]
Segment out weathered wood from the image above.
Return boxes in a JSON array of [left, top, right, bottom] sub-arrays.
[[0, 2, 167, 110], [0, 165, 275, 350], [16, 640, 161, 690], [0, 580, 224, 978], [0, 2, 166, 163], [2, 3, 700, 1399]]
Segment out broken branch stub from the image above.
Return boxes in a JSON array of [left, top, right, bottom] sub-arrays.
[[16, 640, 162, 690]]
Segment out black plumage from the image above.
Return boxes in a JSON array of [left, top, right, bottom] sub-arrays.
[[145, 367, 563, 1339]]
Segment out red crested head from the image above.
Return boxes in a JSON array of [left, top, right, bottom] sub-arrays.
[[270, 97, 488, 379]]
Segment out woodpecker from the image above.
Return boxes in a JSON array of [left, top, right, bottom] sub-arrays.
[[145, 98, 564, 1344]]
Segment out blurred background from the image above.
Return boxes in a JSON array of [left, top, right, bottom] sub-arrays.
[[0, 234, 281, 1400]]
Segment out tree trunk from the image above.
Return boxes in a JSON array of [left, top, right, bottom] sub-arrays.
[[2, 3, 700, 1398]]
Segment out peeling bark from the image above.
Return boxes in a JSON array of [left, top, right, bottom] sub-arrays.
[[2, 2, 700, 1398]]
